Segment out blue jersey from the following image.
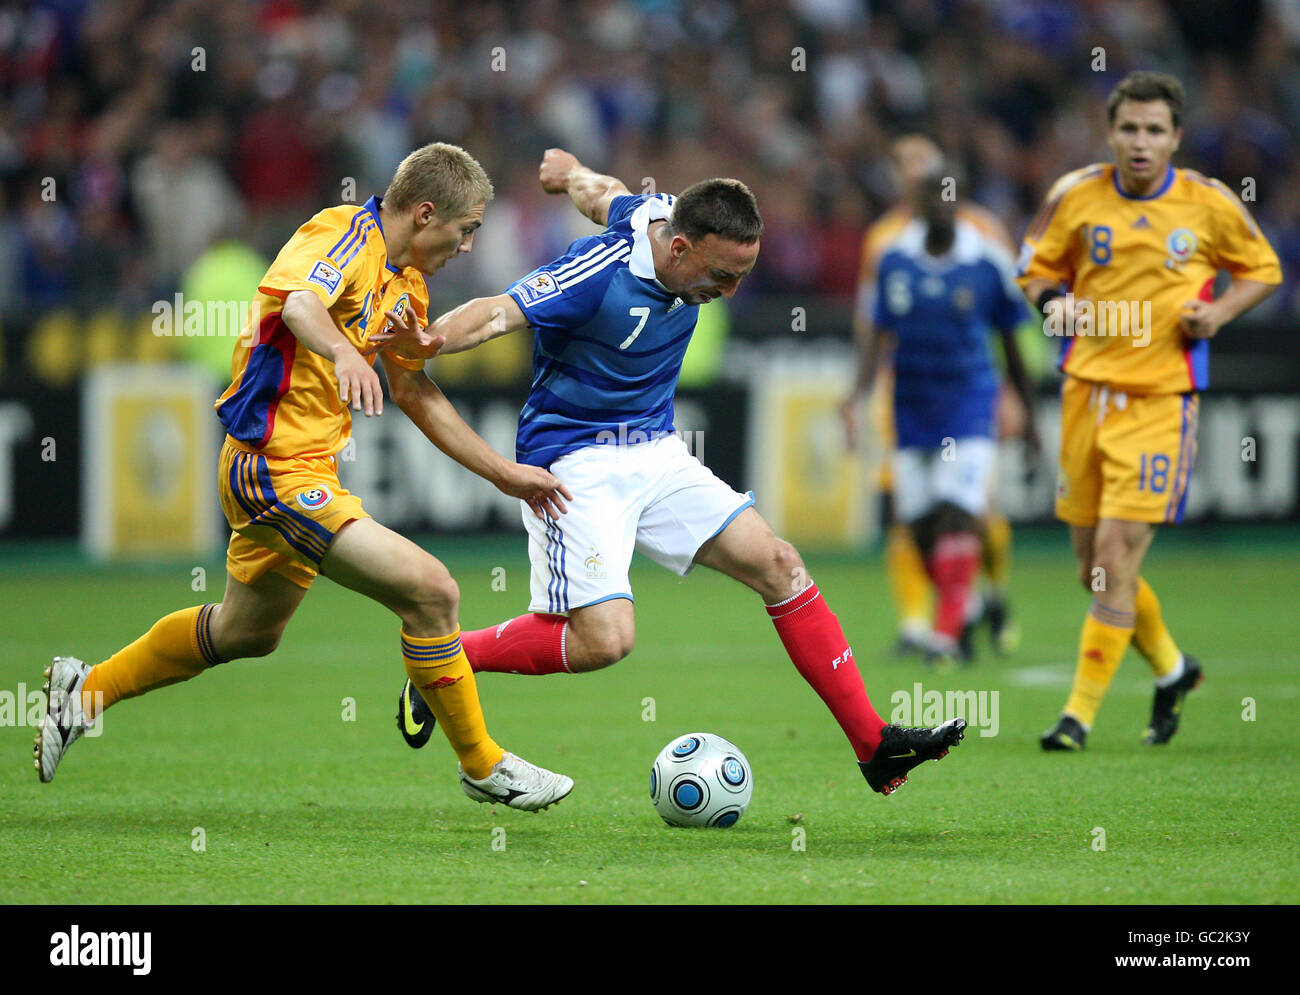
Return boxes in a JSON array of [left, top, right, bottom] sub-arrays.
[[873, 219, 1029, 447], [507, 193, 698, 467]]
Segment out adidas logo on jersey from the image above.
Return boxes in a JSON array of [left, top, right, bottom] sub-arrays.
[[667, 297, 684, 313], [1132, 215, 1151, 229]]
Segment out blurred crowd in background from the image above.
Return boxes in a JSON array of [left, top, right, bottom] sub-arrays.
[[2, 0, 1297, 385]]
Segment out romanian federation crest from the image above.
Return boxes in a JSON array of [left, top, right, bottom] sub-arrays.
[[296, 486, 333, 511], [1165, 228, 1197, 269]]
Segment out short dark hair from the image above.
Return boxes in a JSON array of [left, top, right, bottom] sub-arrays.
[[667, 179, 763, 245], [1107, 71, 1185, 129]]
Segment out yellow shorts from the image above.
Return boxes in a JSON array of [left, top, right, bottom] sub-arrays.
[[218, 439, 369, 590], [1055, 376, 1198, 527]]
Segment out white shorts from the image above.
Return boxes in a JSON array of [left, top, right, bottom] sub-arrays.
[[523, 434, 754, 614], [894, 437, 996, 522]]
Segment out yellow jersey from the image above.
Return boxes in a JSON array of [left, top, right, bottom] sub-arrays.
[[1017, 163, 1281, 394], [216, 196, 428, 459]]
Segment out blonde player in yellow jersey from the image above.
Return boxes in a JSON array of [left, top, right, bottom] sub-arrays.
[[1019, 72, 1281, 750], [842, 135, 1029, 659], [35, 143, 577, 810]]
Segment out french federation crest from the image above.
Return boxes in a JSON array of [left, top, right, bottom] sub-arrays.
[[1165, 228, 1197, 268]]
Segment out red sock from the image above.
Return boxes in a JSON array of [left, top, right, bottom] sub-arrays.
[[929, 532, 981, 642], [460, 613, 571, 675], [766, 584, 886, 760]]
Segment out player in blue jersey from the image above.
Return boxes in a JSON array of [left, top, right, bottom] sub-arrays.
[[863, 166, 1039, 664], [374, 148, 966, 796]]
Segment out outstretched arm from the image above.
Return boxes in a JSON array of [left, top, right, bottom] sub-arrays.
[[380, 351, 571, 519], [430, 293, 531, 353], [364, 293, 529, 362], [539, 148, 632, 227]]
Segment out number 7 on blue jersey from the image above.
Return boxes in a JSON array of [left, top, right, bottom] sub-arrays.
[[620, 307, 650, 349]]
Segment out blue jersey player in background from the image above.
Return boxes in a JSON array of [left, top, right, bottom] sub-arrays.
[[865, 167, 1039, 665], [374, 148, 967, 797]]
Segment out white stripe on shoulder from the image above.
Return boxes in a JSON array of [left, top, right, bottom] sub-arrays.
[[553, 241, 626, 285], [558, 242, 631, 289], [553, 240, 623, 280]]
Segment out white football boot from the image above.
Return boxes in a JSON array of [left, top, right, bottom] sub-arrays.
[[34, 656, 95, 783], [459, 752, 574, 811]]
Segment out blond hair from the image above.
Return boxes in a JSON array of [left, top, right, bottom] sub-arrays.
[[383, 142, 494, 218]]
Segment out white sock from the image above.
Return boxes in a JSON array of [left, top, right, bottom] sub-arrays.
[[1154, 653, 1186, 688]]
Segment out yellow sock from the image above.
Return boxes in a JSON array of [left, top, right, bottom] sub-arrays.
[[402, 629, 503, 780], [81, 604, 221, 719], [888, 524, 931, 631], [982, 512, 1012, 590], [1063, 603, 1135, 729], [1132, 577, 1181, 678]]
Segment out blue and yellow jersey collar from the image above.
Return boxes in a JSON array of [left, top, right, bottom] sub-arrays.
[[1112, 163, 1175, 201], [362, 195, 403, 274]]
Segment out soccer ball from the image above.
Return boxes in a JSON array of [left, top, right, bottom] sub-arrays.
[[650, 732, 753, 828]]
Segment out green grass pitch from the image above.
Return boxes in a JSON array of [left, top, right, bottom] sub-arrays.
[[2, 527, 1297, 904]]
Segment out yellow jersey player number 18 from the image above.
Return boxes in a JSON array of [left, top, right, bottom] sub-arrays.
[[1017, 71, 1281, 752]]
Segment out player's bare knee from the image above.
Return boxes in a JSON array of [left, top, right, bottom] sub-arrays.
[[1089, 545, 1137, 597], [597, 635, 635, 669], [247, 627, 284, 658], [405, 567, 460, 624], [1091, 536, 1125, 575], [772, 539, 803, 575], [221, 625, 283, 660], [758, 538, 805, 600], [573, 632, 633, 671], [568, 615, 635, 671], [208, 604, 281, 660], [434, 573, 461, 616], [1090, 549, 1117, 587]]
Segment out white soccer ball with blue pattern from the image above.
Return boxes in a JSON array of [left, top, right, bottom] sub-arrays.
[[650, 732, 752, 828]]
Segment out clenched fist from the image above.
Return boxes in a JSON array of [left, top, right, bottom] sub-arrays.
[[539, 148, 580, 194]]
